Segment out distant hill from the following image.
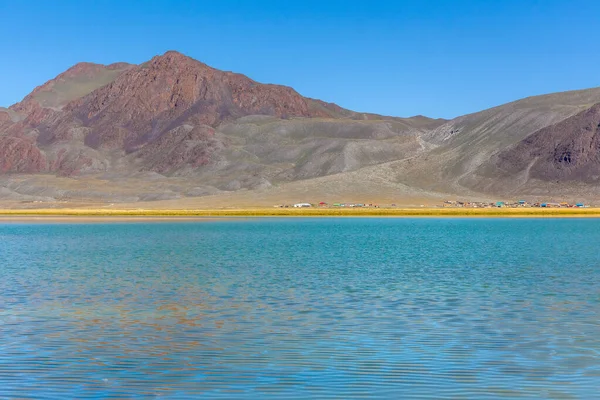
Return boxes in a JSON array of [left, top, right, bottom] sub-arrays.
[[1, 50, 600, 205], [401, 87, 600, 198]]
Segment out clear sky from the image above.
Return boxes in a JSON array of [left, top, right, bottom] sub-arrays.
[[1, 0, 599, 119]]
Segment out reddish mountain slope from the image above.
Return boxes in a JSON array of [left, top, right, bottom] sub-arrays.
[[64, 51, 331, 151], [1, 51, 439, 182]]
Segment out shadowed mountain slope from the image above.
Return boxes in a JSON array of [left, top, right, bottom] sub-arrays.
[[494, 103, 600, 183]]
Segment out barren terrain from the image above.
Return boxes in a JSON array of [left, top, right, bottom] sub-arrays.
[[2, 51, 600, 208]]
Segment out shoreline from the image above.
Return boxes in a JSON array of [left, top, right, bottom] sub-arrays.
[[1, 207, 600, 221]]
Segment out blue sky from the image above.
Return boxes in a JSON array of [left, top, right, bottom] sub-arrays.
[[1, 0, 599, 119]]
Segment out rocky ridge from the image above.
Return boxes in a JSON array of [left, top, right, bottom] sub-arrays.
[[2, 50, 600, 203]]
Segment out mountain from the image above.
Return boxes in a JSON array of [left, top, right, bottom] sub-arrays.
[[494, 103, 600, 186], [385, 87, 600, 199], [1, 50, 600, 206], [0, 51, 445, 203], [12, 62, 134, 114]]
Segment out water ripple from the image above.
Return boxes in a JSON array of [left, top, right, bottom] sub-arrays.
[[1, 218, 599, 398]]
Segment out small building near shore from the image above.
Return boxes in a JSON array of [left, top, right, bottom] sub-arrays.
[[293, 203, 312, 208]]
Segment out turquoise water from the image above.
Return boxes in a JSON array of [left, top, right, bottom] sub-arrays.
[[1, 218, 599, 398]]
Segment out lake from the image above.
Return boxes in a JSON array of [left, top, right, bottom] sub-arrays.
[[1, 218, 599, 398]]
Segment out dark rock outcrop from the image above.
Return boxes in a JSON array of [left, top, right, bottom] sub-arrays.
[[497, 103, 600, 183]]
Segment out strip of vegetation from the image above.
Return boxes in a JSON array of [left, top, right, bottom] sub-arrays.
[[1, 208, 600, 217]]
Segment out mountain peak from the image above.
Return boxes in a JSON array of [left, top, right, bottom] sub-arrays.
[[52, 61, 134, 81], [163, 50, 188, 58], [138, 50, 215, 76], [149, 50, 202, 66], [11, 61, 133, 113]]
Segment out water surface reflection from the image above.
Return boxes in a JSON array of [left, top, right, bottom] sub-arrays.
[[1, 218, 599, 398]]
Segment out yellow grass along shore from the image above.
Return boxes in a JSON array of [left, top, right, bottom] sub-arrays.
[[1, 207, 600, 218]]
